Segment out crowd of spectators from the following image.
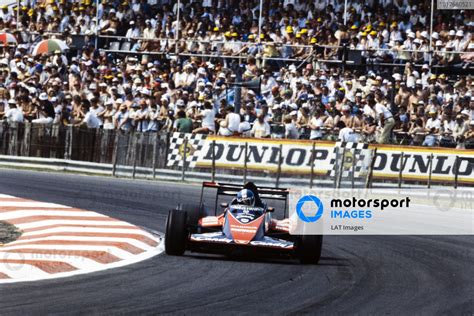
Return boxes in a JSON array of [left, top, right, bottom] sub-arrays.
[[5, 0, 473, 64], [0, 0, 473, 149]]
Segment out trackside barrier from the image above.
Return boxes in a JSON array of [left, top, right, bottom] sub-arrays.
[[0, 124, 473, 188]]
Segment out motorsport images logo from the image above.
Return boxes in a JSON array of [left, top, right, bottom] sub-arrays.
[[296, 195, 324, 222], [295, 194, 411, 232]]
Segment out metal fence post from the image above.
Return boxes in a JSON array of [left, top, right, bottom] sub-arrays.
[[454, 155, 459, 189], [111, 132, 119, 177], [211, 140, 216, 182], [64, 125, 73, 160], [8, 122, 18, 156], [365, 148, 377, 189], [26, 122, 33, 157], [351, 148, 356, 189], [333, 147, 339, 189], [181, 137, 188, 182], [243, 142, 248, 184], [275, 144, 283, 188], [152, 133, 159, 179], [336, 147, 346, 189], [398, 152, 404, 188], [310, 142, 316, 189], [427, 153, 433, 188], [132, 134, 139, 179]]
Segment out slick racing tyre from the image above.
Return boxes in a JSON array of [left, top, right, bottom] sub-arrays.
[[165, 209, 187, 256], [181, 203, 205, 227], [295, 235, 323, 264]]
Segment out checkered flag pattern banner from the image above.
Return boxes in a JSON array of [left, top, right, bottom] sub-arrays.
[[167, 133, 207, 168], [328, 142, 370, 178]]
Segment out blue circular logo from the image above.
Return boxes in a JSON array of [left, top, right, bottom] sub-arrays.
[[296, 195, 324, 223]]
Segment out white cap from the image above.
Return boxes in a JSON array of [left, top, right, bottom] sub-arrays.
[[416, 79, 422, 85], [290, 110, 298, 116], [422, 64, 429, 70], [436, 40, 443, 47], [407, 32, 415, 39], [456, 30, 464, 37], [7, 99, 16, 104], [218, 73, 226, 79], [449, 30, 456, 36], [39, 92, 48, 100], [432, 32, 439, 40], [420, 31, 429, 38]]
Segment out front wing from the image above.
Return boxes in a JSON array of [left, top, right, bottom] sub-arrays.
[[189, 232, 294, 250]]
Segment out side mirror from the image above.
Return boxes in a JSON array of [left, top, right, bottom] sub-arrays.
[[220, 202, 229, 208], [267, 207, 275, 212]]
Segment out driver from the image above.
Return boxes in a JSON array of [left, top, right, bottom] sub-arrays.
[[232, 189, 255, 207]]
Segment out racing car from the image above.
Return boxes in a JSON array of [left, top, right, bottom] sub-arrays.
[[165, 182, 323, 264]]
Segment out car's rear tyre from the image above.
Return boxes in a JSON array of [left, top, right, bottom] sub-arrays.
[[165, 209, 187, 256], [295, 235, 323, 264]]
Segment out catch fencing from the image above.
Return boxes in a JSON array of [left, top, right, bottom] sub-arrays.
[[0, 122, 473, 189]]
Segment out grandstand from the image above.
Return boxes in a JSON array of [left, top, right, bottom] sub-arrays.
[[0, 0, 472, 148]]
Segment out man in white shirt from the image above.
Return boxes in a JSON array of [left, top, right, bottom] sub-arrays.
[[309, 110, 324, 140], [79, 103, 101, 129], [337, 121, 359, 142], [218, 106, 241, 136], [368, 94, 395, 144], [193, 102, 216, 134], [251, 114, 271, 138], [4, 100, 23, 123], [425, 109, 441, 132], [284, 114, 299, 139]]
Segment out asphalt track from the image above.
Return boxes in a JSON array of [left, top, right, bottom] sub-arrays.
[[0, 169, 472, 315]]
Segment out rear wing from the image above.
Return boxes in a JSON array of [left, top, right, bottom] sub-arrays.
[[201, 182, 289, 216]]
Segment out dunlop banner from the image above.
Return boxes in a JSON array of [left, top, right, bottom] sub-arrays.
[[166, 133, 474, 184]]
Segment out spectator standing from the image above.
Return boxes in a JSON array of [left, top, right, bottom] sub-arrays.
[[309, 109, 324, 140], [193, 102, 215, 134], [4, 100, 23, 123], [173, 110, 193, 133], [218, 106, 241, 136], [116, 104, 132, 131], [368, 94, 395, 144], [251, 114, 271, 138], [284, 115, 299, 139], [77, 101, 101, 129], [33, 93, 55, 124]]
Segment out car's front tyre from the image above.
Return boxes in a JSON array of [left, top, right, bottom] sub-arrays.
[[295, 235, 323, 264], [165, 209, 188, 256]]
